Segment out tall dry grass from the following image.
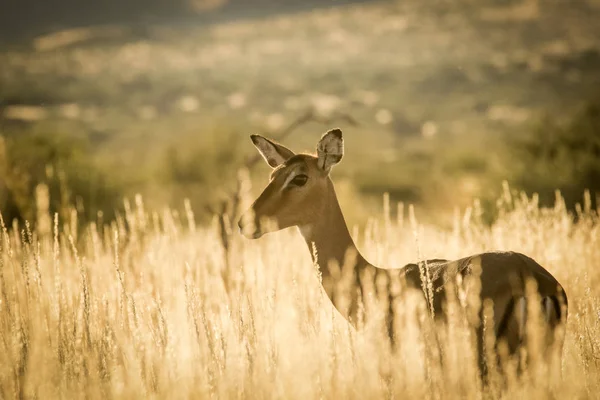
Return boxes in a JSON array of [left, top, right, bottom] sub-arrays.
[[0, 183, 599, 399]]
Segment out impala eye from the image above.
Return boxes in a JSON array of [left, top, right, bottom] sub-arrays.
[[290, 174, 308, 187]]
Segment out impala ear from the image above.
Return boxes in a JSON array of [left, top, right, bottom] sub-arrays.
[[250, 135, 296, 168], [316, 128, 343, 173]]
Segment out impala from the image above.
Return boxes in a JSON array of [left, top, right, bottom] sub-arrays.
[[238, 129, 568, 372]]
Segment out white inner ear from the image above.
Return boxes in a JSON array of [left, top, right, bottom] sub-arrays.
[[254, 137, 290, 167], [265, 147, 288, 167], [317, 134, 343, 171]]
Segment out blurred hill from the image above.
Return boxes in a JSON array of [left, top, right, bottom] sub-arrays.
[[1, 0, 600, 226], [0, 0, 368, 43]]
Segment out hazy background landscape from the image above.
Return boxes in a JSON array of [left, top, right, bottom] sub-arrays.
[[2, 2, 600, 399], [1, 0, 600, 227]]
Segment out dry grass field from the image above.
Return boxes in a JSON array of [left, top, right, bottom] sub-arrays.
[[0, 182, 598, 399], [2, 1, 600, 229]]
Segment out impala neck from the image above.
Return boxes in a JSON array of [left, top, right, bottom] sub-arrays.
[[298, 178, 373, 322]]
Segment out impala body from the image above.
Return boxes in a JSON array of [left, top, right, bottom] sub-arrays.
[[238, 129, 568, 372]]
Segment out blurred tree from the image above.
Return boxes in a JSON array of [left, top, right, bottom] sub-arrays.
[[158, 126, 245, 221], [0, 129, 122, 225], [509, 99, 600, 210]]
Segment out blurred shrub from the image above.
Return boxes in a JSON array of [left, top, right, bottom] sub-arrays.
[[3, 100, 598, 229], [157, 126, 246, 220], [507, 99, 600, 210], [0, 127, 122, 225]]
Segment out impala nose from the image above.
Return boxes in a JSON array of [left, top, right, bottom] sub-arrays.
[[238, 212, 261, 239], [237, 216, 250, 236], [237, 218, 243, 234]]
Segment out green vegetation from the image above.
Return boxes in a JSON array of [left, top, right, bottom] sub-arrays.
[[0, 125, 122, 224], [1, 0, 599, 227], [507, 100, 600, 210]]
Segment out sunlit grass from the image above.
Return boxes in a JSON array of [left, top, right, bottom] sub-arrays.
[[0, 183, 598, 399]]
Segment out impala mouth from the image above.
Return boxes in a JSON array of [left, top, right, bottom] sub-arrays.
[[238, 211, 281, 239], [240, 227, 264, 239], [238, 215, 263, 239], [249, 231, 264, 239]]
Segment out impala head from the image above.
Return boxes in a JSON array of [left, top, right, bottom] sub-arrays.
[[238, 129, 344, 239]]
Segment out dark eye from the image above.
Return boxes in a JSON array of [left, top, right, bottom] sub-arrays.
[[290, 174, 308, 187]]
